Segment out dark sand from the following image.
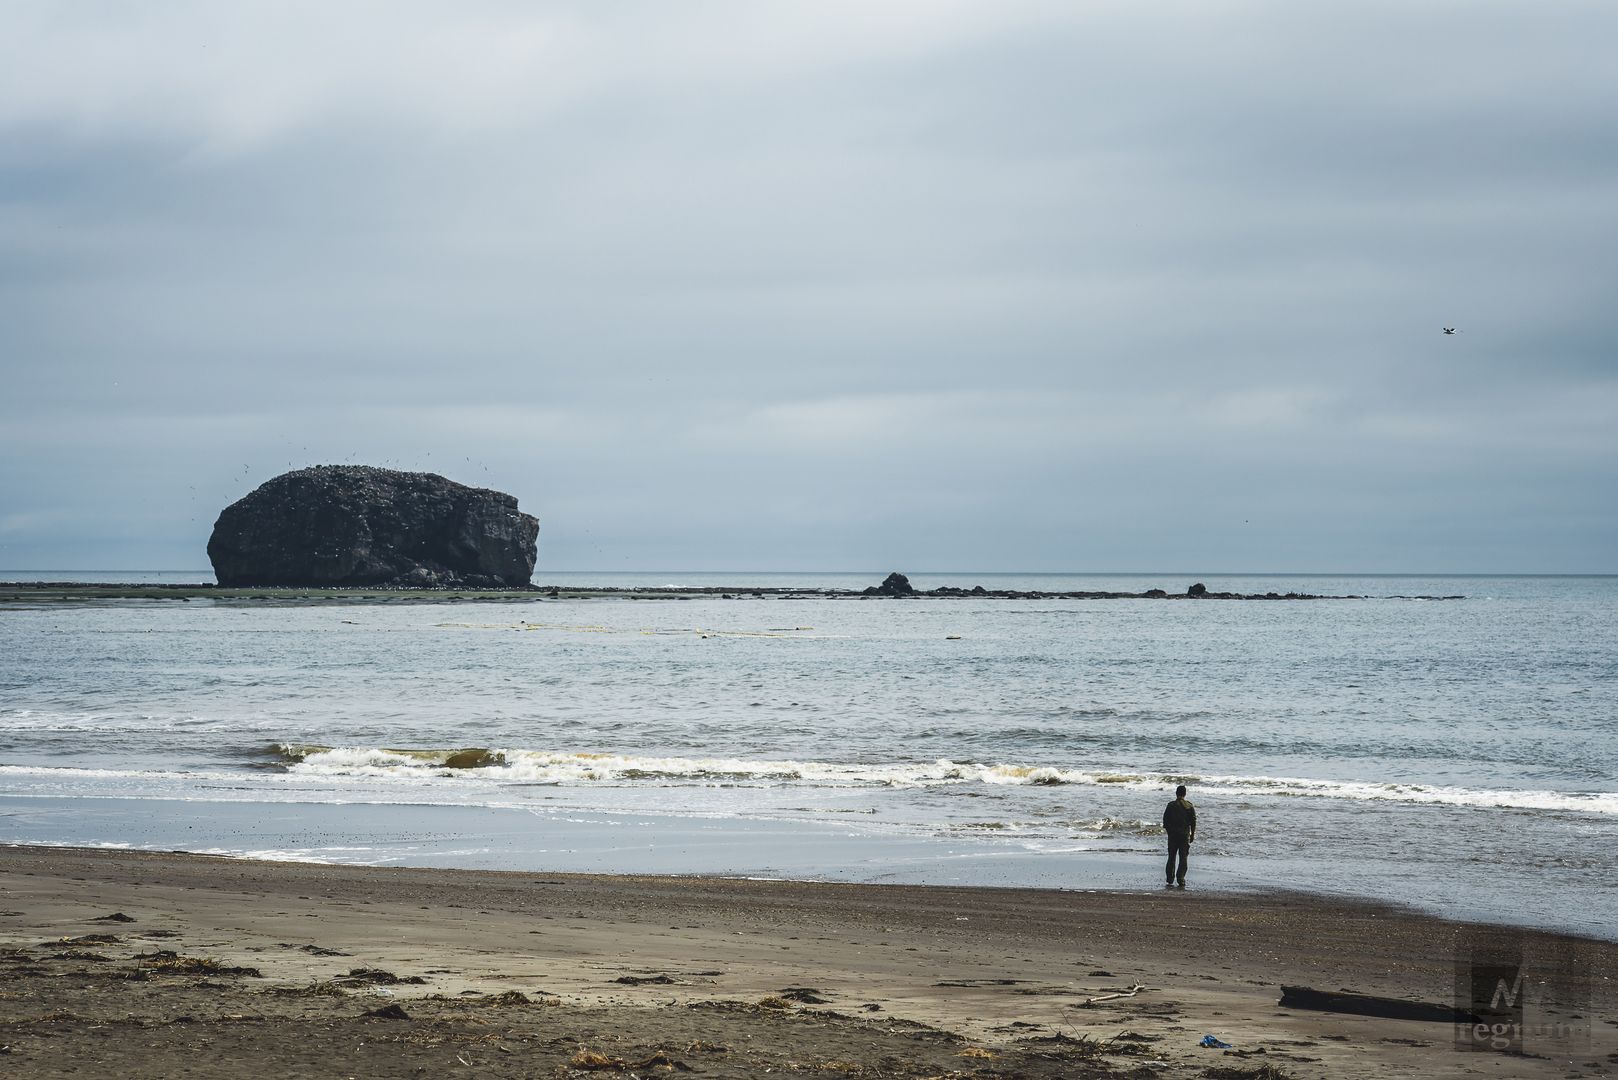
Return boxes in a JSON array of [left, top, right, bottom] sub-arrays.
[[1, 845, 1612, 1078]]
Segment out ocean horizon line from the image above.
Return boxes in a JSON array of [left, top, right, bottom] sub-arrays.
[[4, 567, 1618, 578]]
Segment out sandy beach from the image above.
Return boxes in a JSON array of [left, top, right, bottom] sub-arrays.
[[0, 846, 1611, 1078]]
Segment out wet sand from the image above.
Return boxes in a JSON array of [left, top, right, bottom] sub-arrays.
[[1, 845, 1612, 1078]]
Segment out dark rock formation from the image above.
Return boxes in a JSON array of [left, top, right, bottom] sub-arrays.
[[207, 465, 539, 588], [864, 572, 916, 596], [1187, 582, 1208, 597]]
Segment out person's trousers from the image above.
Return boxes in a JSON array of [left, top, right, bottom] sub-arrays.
[[1166, 834, 1189, 883]]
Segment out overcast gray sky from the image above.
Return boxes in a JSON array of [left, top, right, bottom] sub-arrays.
[[3, 1, 1615, 573]]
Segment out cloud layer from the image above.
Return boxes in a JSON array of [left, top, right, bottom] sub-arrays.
[[4, 2, 1615, 571]]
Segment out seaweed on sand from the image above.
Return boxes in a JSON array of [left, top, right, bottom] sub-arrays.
[[570, 1048, 688, 1071], [136, 950, 262, 977]]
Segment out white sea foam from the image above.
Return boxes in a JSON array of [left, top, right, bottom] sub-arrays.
[[273, 746, 1618, 815], [1078, 770, 1618, 814], [0, 764, 208, 782]]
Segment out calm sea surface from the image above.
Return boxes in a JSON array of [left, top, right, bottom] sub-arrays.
[[1, 572, 1614, 938]]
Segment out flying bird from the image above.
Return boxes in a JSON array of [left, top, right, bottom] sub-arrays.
[[1442, 327, 1459, 334]]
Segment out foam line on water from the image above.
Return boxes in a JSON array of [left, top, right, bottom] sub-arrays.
[[262, 746, 1618, 815]]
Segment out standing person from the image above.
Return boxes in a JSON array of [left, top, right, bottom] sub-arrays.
[[1163, 784, 1196, 887]]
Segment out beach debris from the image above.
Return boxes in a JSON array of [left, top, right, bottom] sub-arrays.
[[1017, 1032, 1113, 1060], [1278, 985, 1479, 1023], [613, 973, 677, 985], [934, 977, 1023, 987], [362, 1003, 411, 1020], [1200, 1034, 1234, 1048], [295, 943, 349, 956], [685, 1041, 728, 1053], [1081, 983, 1153, 1005], [570, 1048, 687, 1071], [756, 995, 794, 1010], [777, 986, 831, 1004], [135, 950, 262, 977], [270, 980, 349, 997], [479, 990, 546, 1007], [957, 1046, 997, 1058], [559, 1049, 614, 1068], [94, 912, 136, 923], [1200, 1066, 1300, 1080], [48, 933, 122, 947], [336, 966, 427, 986]]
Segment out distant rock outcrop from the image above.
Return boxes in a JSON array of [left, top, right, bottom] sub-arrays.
[[864, 572, 916, 596], [207, 465, 539, 588]]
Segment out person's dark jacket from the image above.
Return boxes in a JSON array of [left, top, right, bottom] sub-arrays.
[[1163, 798, 1196, 840]]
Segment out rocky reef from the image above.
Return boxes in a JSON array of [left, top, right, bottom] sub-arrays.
[[207, 466, 539, 588], [864, 571, 916, 596]]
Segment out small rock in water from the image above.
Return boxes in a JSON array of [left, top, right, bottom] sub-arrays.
[[864, 571, 915, 596]]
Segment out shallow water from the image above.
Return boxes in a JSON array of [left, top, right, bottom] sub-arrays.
[[1, 572, 1614, 937]]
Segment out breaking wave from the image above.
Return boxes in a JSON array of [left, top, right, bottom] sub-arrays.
[[269, 745, 1618, 815]]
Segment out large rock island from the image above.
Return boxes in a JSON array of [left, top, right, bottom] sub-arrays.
[[207, 465, 539, 588]]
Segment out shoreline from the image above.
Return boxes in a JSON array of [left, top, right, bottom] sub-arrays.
[[7, 792, 1606, 944], [0, 581, 1465, 603], [1, 844, 1611, 1078]]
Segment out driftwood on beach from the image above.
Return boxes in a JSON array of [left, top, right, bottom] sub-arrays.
[[1279, 985, 1480, 1024]]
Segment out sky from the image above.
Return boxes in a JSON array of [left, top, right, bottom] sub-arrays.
[[3, 2, 1615, 574]]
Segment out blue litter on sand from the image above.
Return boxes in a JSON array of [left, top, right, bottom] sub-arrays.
[[1199, 1035, 1232, 1049]]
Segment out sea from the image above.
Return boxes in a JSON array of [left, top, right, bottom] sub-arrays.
[[1, 571, 1613, 939]]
